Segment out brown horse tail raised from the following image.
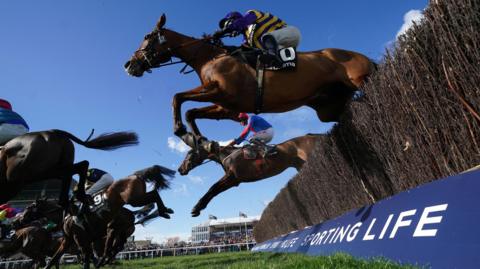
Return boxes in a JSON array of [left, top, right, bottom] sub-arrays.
[[134, 165, 175, 190], [51, 129, 139, 150]]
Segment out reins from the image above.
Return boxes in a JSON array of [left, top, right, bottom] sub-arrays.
[[140, 34, 220, 74]]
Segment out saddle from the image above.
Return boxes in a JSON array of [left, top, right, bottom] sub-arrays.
[[242, 143, 277, 160], [229, 46, 297, 71]]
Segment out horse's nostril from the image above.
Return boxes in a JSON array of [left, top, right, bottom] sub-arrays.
[[124, 61, 131, 69]]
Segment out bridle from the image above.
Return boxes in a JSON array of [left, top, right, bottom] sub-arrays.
[[136, 29, 216, 73]]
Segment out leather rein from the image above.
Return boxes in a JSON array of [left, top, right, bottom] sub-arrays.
[[138, 32, 216, 74]]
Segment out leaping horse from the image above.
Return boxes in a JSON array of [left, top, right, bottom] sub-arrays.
[[177, 132, 319, 217], [125, 14, 375, 138], [45, 165, 175, 269]]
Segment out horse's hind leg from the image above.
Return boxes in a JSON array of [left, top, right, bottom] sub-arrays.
[[185, 105, 240, 137], [192, 174, 240, 217], [71, 160, 90, 201], [154, 191, 173, 216]]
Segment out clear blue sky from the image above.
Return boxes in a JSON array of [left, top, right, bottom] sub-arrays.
[[0, 0, 428, 242]]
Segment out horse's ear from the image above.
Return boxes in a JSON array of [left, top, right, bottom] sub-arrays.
[[156, 14, 166, 30]]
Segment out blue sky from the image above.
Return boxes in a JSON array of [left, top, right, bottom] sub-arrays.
[[0, 0, 427, 242]]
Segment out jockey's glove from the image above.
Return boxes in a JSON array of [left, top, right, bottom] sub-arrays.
[[213, 30, 226, 39]]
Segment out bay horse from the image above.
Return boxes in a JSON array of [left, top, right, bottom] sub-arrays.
[[0, 129, 139, 207], [0, 225, 62, 269], [177, 132, 319, 217], [45, 165, 174, 269], [124, 14, 375, 138], [11, 199, 133, 268]]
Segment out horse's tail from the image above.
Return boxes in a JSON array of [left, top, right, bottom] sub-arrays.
[[133, 165, 175, 190], [52, 129, 139, 150]]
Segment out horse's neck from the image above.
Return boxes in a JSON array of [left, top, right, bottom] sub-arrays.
[[215, 147, 236, 164], [166, 30, 224, 74]]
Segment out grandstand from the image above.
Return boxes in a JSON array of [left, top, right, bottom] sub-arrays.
[[191, 215, 259, 245], [8, 179, 64, 209]]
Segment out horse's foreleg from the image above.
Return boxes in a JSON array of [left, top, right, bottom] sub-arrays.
[[191, 174, 240, 217], [172, 82, 219, 136], [44, 237, 70, 269], [98, 229, 115, 267], [185, 105, 240, 137]]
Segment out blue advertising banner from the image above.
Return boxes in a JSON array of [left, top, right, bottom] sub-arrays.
[[252, 170, 480, 269]]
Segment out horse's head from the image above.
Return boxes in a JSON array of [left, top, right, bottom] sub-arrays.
[[178, 149, 209, 176], [125, 14, 174, 77], [11, 201, 41, 229], [11, 199, 59, 229]]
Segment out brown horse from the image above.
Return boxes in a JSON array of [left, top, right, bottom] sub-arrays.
[[0, 129, 139, 207], [95, 207, 135, 266], [45, 165, 174, 269], [124, 14, 375, 138], [177, 132, 319, 217], [0, 225, 62, 269], [12, 198, 134, 268]]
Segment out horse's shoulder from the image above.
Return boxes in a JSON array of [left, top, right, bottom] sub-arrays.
[[202, 55, 253, 80]]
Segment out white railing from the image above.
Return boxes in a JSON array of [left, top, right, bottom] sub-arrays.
[[0, 242, 256, 268]]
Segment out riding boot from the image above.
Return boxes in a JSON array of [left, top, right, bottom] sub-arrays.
[[263, 144, 277, 157], [259, 35, 281, 66]]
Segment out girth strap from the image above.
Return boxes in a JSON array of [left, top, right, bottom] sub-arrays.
[[255, 56, 265, 114]]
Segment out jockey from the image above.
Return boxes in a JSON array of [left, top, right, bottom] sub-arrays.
[[213, 10, 301, 65], [0, 99, 29, 145], [85, 168, 114, 196], [228, 113, 276, 155]]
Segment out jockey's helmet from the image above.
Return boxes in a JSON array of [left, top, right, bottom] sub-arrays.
[[219, 11, 242, 29], [0, 99, 12, 110], [238, 112, 249, 120]]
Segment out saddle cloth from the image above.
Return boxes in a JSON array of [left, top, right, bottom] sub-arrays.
[[242, 144, 276, 160], [230, 47, 297, 71]]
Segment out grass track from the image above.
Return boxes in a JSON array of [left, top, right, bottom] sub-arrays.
[[61, 251, 420, 269]]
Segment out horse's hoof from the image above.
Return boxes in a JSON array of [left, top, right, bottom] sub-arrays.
[[191, 210, 200, 217], [159, 212, 171, 219]]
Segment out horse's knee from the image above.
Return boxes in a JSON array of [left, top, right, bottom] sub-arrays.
[[185, 109, 196, 122], [172, 93, 183, 107]]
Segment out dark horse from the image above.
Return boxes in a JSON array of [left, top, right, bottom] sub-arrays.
[[11, 199, 134, 268], [125, 14, 375, 138], [177, 132, 319, 217], [0, 225, 63, 269], [45, 165, 174, 269], [0, 129, 138, 207]]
